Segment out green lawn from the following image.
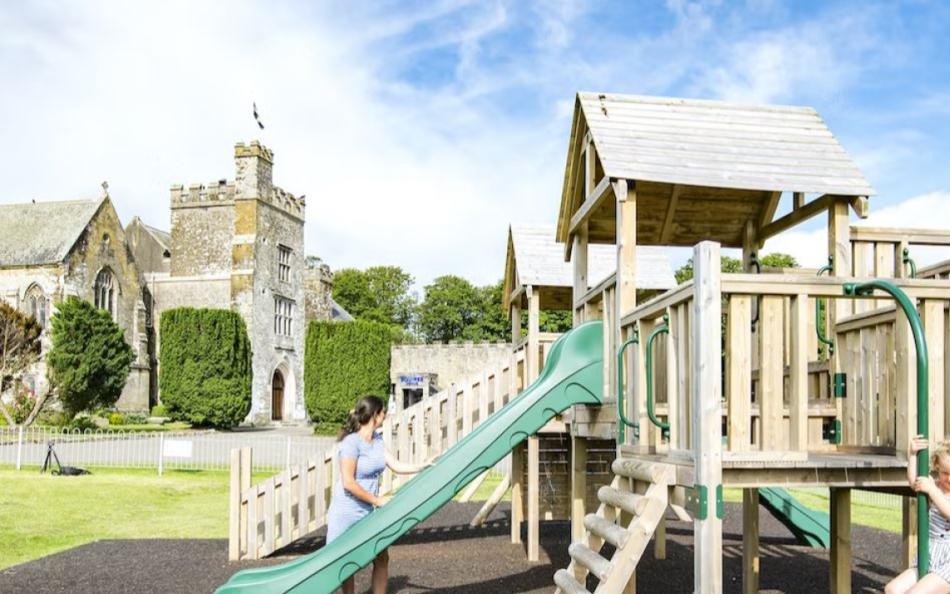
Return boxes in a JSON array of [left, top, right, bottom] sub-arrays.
[[723, 487, 901, 534], [0, 465, 265, 570]]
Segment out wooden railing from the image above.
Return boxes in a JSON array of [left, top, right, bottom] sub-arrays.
[[619, 266, 950, 459], [229, 447, 335, 561], [850, 226, 950, 282]]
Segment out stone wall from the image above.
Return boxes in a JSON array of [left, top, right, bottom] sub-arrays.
[[169, 183, 235, 276], [303, 257, 334, 322], [390, 342, 513, 391], [125, 218, 169, 274]]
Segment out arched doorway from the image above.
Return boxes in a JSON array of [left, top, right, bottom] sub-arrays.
[[271, 370, 285, 421]]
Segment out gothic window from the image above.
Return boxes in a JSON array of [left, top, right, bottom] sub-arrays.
[[24, 285, 47, 328], [277, 245, 292, 283], [94, 268, 116, 317], [274, 295, 293, 336]]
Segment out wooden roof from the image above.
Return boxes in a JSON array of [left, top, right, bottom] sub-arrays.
[[502, 225, 675, 311], [557, 93, 874, 249]]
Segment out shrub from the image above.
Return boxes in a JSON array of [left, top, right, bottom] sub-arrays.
[[304, 320, 392, 431], [67, 416, 99, 432], [108, 412, 126, 426], [150, 404, 168, 417], [159, 308, 252, 429], [125, 413, 148, 425], [47, 297, 133, 419]]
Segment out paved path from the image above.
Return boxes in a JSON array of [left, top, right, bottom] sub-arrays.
[[0, 502, 903, 593]]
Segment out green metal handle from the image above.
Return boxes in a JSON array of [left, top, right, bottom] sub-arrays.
[[842, 279, 929, 574], [816, 256, 835, 356], [646, 315, 670, 440], [903, 247, 918, 279], [616, 329, 640, 443]]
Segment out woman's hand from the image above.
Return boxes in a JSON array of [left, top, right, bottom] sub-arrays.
[[914, 476, 938, 495], [910, 435, 929, 455], [374, 495, 390, 508]]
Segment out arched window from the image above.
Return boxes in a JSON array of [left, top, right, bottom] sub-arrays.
[[94, 268, 116, 317], [24, 285, 47, 328]]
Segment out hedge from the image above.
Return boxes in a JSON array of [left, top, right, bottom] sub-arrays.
[[158, 308, 252, 428], [304, 320, 392, 431]]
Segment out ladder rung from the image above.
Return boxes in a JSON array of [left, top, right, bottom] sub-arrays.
[[598, 486, 648, 517], [554, 569, 592, 594], [583, 513, 629, 549], [612, 459, 668, 483], [568, 543, 612, 581]]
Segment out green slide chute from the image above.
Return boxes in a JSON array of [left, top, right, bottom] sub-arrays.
[[216, 320, 604, 594], [758, 487, 830, 548]]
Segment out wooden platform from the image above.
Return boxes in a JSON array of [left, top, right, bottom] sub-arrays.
[[617, 448, 909, 490]]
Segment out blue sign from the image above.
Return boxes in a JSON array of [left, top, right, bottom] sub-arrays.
[[398, 374, 425, 386]]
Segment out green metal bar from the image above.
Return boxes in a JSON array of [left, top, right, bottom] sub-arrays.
[[646, 315, 670, 440], [903, 247, 918, 279], [842, 279, 929, 574], [616, 328, 640, 443], [816, 256, 835, 356]]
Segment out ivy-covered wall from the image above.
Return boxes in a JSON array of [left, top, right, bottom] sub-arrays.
[[305, 320, 392, 432], [158, 307, 252, 428]]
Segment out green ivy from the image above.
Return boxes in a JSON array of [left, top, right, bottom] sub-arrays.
[[158, 308, 252, 429], [304, 320, 392, 431]]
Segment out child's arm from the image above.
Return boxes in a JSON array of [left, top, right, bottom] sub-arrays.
[[908, 435, 928, 487], [916, 477, 950, 521]]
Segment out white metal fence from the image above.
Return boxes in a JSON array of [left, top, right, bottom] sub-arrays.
[[0, 427, 336, 474]]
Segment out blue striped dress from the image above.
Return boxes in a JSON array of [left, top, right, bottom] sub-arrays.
[[914, 495, 950, 582], [325, 431, 387, 543]]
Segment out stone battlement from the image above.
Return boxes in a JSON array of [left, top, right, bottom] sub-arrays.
[[170, 181, 236, 207], [234, 140, 273, 163], [269, 185, 305, 219]]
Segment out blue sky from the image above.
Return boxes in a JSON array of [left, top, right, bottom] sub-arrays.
[[2, 1, 949, 288]]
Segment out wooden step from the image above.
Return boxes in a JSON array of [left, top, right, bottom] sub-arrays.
[[583, 514, 629, 549], [597, 485, 648, 516], [611, 459, 674, 483], [554, 569, 592, 594], [568, 543, 612, 581]]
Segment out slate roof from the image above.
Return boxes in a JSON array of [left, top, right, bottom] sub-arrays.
[[508, 225, 675, 290], [0, 198, 105, 267]]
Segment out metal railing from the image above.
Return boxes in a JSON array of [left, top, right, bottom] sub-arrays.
[[0, 426, 336, 474]]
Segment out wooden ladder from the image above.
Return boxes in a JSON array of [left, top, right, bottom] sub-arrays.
[[553, 459, 676, 594]]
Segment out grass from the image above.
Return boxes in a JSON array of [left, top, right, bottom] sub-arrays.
[[723, 487, 901, 534], [0, 465, 267, 570], [105, 422, 193, 433]]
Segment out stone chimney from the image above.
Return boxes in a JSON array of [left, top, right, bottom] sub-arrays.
[[234, 140, 273, 199]]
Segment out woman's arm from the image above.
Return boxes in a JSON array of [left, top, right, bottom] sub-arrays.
[[384, 448, 435, 475], [340, 456, 385, 507]]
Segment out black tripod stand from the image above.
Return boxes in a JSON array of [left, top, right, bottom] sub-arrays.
[[40, 441, 88, 476]]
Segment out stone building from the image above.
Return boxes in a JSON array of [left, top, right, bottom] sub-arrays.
[[142, 141, 313, 424], [0, 194, 151, 411]]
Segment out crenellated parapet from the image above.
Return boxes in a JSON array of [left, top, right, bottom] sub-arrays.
[[170, 180, 237, 208]]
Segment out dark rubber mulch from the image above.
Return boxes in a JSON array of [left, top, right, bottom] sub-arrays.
[[0, 501, 903, 593]]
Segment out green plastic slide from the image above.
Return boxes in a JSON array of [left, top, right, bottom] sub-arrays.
[[758, 487, 830, 548], [216, 320, 604, 594]]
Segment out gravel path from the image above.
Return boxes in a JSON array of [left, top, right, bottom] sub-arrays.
[[0, 501, 904, 593]]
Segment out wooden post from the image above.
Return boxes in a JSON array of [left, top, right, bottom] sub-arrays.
[[726, 296, 752, 452], [573, 226, 589, 326], [903, 496, 918, 569], [789, 294, 809, 451], [924, 300, 946, 440], [511, 441, 524, 544], [511, 301, 522, 344], [692, 241, 723, 594], [830, 487, 852, 593], [229, 448, 242, 560], [828, 200, 852, 444], [895, 304, 917, 460], [759, 296, 783, 450], [614, 179, 638, 319], [527, 286, 540, 382], [527, 435, 540, 562], [571, 435, 587, 543], [742, 488, 759, 594]]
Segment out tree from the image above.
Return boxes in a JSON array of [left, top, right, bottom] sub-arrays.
[[0, 303, 44, 426], [158, 308, 252, 429], [416, 275, 482, 342], [759, 252, 799, 269], [47, 297, 133, 419], [674, 255, 744, 284], [332, 266, 415, 330], [460, 280, 509, 342]]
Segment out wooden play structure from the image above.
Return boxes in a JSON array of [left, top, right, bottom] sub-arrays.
[[548, 93, 950, 593]]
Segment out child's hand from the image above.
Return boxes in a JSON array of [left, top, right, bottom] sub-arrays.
[[914, 476, 937, 495], [910, 435, 929, 455]]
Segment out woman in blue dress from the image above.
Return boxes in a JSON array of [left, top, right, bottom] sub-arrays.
[[326, 395, 431, 594]]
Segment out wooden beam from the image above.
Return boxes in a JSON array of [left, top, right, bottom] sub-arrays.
[[573, 225, 589, 326], [789, 294, 808, 451], [830, 488, 852, 593], [527, 286, 540, 381], [850, 226, 950, 246], [571, 436, 587, 544], [793, 192, 805, 210], [850, 195, 869, 219], [742, 488, 759, 594], [692, 241, 723, 594], [757, 190, 782, 231], [527, 435, 540, 562], [569, 176, 612, 235], [758, 194, 835, 242], [659, 184, 682, 244], [726, 296, 752, 452], [615, 179, 637, 317], [510, 442, 524, 544]]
